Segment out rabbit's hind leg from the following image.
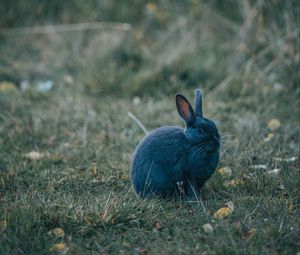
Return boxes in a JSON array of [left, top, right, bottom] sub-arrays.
[[142, 166, 178, 198]]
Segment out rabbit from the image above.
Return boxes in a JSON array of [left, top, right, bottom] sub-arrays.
[[130, 89, 220, 199]]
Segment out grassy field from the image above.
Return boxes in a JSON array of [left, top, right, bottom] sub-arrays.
[[0, 1, 299, 254]]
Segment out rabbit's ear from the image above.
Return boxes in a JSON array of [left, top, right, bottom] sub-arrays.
[[194, 89, 203, 117], [176, 94, 195, 123]]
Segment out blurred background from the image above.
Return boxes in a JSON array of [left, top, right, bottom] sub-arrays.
[[0, 0, 298, 97]]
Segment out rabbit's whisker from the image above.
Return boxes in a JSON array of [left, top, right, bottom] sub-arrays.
[[193, 145, 207, 158], [221, 135, 235, 139]]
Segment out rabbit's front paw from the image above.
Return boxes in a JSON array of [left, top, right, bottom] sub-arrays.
[[176, 181, 185, 195]]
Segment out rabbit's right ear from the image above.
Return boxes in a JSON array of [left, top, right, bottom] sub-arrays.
[[176, 94, 195, 123]]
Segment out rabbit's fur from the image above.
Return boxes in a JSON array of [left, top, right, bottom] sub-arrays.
[[131, 89, 220, 199]]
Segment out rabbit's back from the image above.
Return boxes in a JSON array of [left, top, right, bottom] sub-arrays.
[[131, 126, 187, 197]]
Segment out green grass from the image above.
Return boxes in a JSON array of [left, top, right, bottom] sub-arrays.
[[0, 1, 299, 254]]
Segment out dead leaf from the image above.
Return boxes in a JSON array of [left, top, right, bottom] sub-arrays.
[[135, 247, 147, 254], [123, 242, 131, 248], [50, 154, 63, 164], [119, 175, 130, 181], [132, 96, 141, 105], [146, 2, 157, 13], [273, 82, 284, 91], [267, 118, 281, 131], [50, 242, 68, 253], [224, 201, 234, 211], [273, 156, 297, 163], [24, 151, 49, 160], [154, 219, 162, 230], [277, 184, 289, 197], [224, 179, 242, 187], [217, 167, 232, 177], [213, 201, 234, 219], [0, 81, 16, 92], [47, 227, 65, 238], [234, 221, 241, 229], [243, 228, 257, 240], [287, 200, 294, 215], [249, 164, 267, 170], [213, 207, 232, 219], [264, 133, 274, 142], [267, 168, 281, 176], [241, 174, 251, 181], [202, 223, 214, 233], [37, 80, 53, 92], [238, 42, 247, 52], [90, 163, 97, 175], [0, 219, 7, 230]]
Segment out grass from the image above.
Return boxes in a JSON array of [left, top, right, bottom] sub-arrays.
[[0, 1, 299, 254]]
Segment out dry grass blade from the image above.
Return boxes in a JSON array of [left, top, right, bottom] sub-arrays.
[[128, 112, 149, 135], [0, 22, 132, 36]]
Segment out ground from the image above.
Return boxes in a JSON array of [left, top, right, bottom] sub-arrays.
[[0, 1, 299, 254]]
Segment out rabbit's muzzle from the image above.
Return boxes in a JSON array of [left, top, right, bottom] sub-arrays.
[[207, 137, 220, 152]]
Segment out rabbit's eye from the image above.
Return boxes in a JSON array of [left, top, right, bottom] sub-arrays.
[[197, 128, 204, 134]]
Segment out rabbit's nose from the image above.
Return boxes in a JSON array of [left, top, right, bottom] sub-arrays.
[[213, 136, 220, 143], [213, 137, 220, 148]]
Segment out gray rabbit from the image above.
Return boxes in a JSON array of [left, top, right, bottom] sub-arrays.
[[131, 89, 220, 199]]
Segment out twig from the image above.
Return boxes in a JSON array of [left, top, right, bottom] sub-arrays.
[[0, 22, 131, 36], [128, 112, 149, 135], [102, 192, 112, 220]]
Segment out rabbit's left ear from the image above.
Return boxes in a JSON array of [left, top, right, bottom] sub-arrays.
[[176, 94, 195, 123], [194, 89, 203, 117]]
